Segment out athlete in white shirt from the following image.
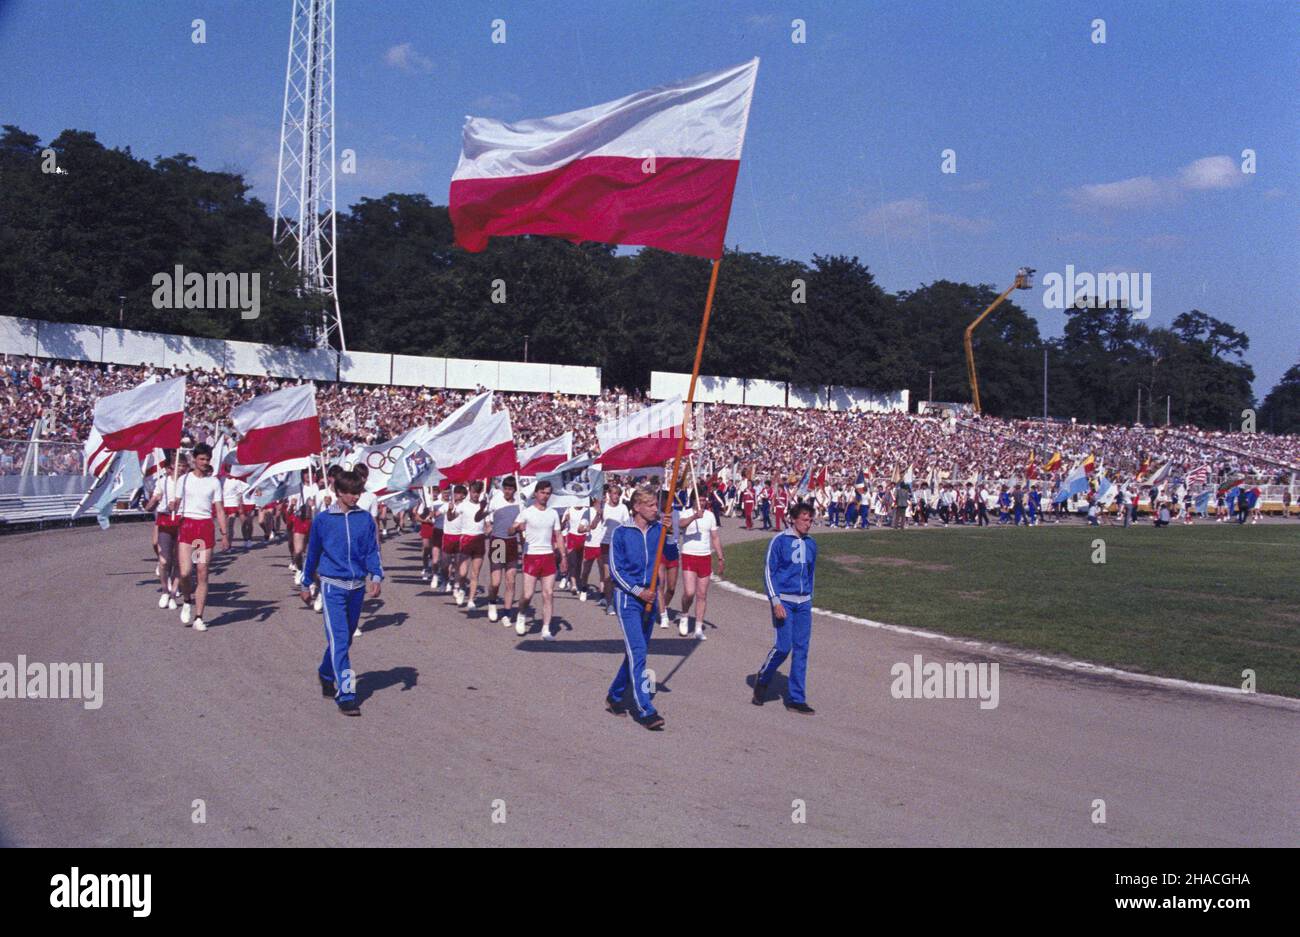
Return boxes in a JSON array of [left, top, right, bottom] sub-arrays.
[[677, 483, 724, 639], [221, 473, 254, 549], [562, 501, 594, 600], [144, 451, 186, 610], [510, 480, 566, 639], [486, 477, 524, 623], [598, 483, 630, 614], [168, 443, 229, 631], [448, 481, 490, 608]]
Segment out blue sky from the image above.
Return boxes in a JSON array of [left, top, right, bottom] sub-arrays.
[[1, 0, 1296, 395]]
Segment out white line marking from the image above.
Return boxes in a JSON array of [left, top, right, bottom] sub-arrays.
[[714, 578, 1300, 711]]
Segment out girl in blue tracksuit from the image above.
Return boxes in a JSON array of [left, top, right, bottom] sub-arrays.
[[301, 470, 384, 715], [606, 486, 666, 730], [753, 502, 819, 713]]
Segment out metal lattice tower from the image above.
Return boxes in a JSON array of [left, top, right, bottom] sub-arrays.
[[273, 0, 345, 351]]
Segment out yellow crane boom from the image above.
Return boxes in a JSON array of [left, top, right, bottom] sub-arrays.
[[964, 267, 1034, 414]]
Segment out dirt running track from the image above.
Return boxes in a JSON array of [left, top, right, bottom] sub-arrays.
[[0, 522, 1295, 847]]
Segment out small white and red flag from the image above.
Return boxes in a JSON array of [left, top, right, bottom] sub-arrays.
[[1185, 464, 1210, 487], [450, 59, 759, 259], [82, 426, 113, 477], [596, 396, 689, 471], [230, 383, 321, 467], [91, 375, 185, 456], [517, 431, 572, 476], [431, 408, 518, 483]]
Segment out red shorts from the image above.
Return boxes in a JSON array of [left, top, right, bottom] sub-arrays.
[[442, 534, 462, 555], [565, 534, 585, 554], [179, 517, 215, 550], [419, 522, 434, 540], [156, 513, 181, 530], [583, 545, 602, 561], [662, 555, 679, 570], [291, 515, 312, 536], [460, 534, 486, 558], [522, 553, 557, 578], [430, 528, 443, 547], [239, 504, 255, 516], [490, 537, 519, 565], [681, 553, 712, 577]]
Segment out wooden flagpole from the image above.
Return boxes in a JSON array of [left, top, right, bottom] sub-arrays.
[[644, 258, 721, 612]]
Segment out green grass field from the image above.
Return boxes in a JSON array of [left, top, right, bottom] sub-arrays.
[[725, 523, 1300, 697]]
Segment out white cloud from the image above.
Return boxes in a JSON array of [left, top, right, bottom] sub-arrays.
[[1178, 155, 1244, 190], [384, 42, 433, 74], [862, 198, 991, 239], [1067, 155, 1249, 210]]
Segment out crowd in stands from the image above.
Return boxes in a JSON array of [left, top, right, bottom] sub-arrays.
[[3, 356, 1298, 494]]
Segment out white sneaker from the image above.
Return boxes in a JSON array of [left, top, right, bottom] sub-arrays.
[[606, 605, 616, 616], [541, 623, 556, 641], [431, 574, 442, 590], [502, 610, 515, 627], [660, 611, 669, 629], [168, 597, 178, 610], [514, 615, 527, 637], [694, 626, 706, 641], [180, 603, 192, 625], [465, 595, 475, 611], [488, 603, 498, 622], [193, 617, 206, 632], [578, 590, 588, 603], [352, 627, 362, 639], [293, 570, 303, 587], [456, 590, 467, 607], [679, 616, 691, 637], [313, 595, 323, 613], [421, 568, 430, 582], [158, 593, 170, 609]]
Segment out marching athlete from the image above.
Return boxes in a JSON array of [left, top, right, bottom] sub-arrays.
[[752, 501, 818, 713], [221, 472, 254, 550], [486, 476, 524, 623], [562, 498, 594, 600], [300, 469, 383, 716], [145, 450, 185, 610], [170, 443, 229, 632], [598, 482, 630, 615], [677, 483, 724, 639], [656, 488, 683, 630], [605, 485, 665, 730], [455, 480, 490, 609], [510, 480, 566, 639]]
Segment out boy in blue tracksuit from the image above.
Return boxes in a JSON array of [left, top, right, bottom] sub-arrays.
[[300, 469, 384, 716], [753, 501, 818, 713], [606, 485, 666, 730]]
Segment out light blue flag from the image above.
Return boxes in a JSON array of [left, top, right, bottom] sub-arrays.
[[71, 450, 144, 529], [536, 455, 603, 509], [1053, 462, 1090, 503]]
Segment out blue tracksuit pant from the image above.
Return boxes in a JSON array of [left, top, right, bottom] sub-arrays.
[[756, 598, 813, 703], [319, 580, 364, 703], [608, 589, 657, 718]]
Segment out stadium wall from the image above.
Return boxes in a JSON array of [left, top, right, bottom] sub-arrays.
[[648, 370, 909, 412], [0, 315, 601, 396]]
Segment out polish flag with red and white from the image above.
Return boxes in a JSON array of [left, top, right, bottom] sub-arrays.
[[91, 376, 186, 456], [230, 383, 322, 467], [428, 407, 518, 483], [450, 59, 758, 259], [596, 396, 689, 471], [517, 431, 572, 476]]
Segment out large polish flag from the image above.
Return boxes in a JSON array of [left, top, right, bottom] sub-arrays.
[[450, 59, 758, 259], [92, 376, 186, 455], [596, 396, 690, 471], [231, 384, 322, 466], [517, 431, 572, 476], [433, 409, 519, 483]]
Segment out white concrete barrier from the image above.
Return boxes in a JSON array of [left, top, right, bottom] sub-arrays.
[[446, 358, 498, 390], [391, 354, 447, 388], [0, 316, 39, 357], [497, 361, 552, 393], [338, 350, 392, 385], [743, 379, 786, 408], [36, 321, 101, 362]]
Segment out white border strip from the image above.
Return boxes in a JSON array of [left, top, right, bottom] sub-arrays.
[[715, 579, 1300, 711]]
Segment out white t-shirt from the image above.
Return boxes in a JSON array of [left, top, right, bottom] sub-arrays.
[[563, 505, 592, 538], [459, 496, 490, 537], [519, 504, 561, 555], [678, 506, 718, 556], [177, 472, 222, 520], [358, 490, 379, 518], [432, 496, 449, 529], [488, 491, 523, 538], [156, 474, 181, 518], [599, 499, 630, 545], [584, 505, 604, 548], [222, 477, 249, 508]]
